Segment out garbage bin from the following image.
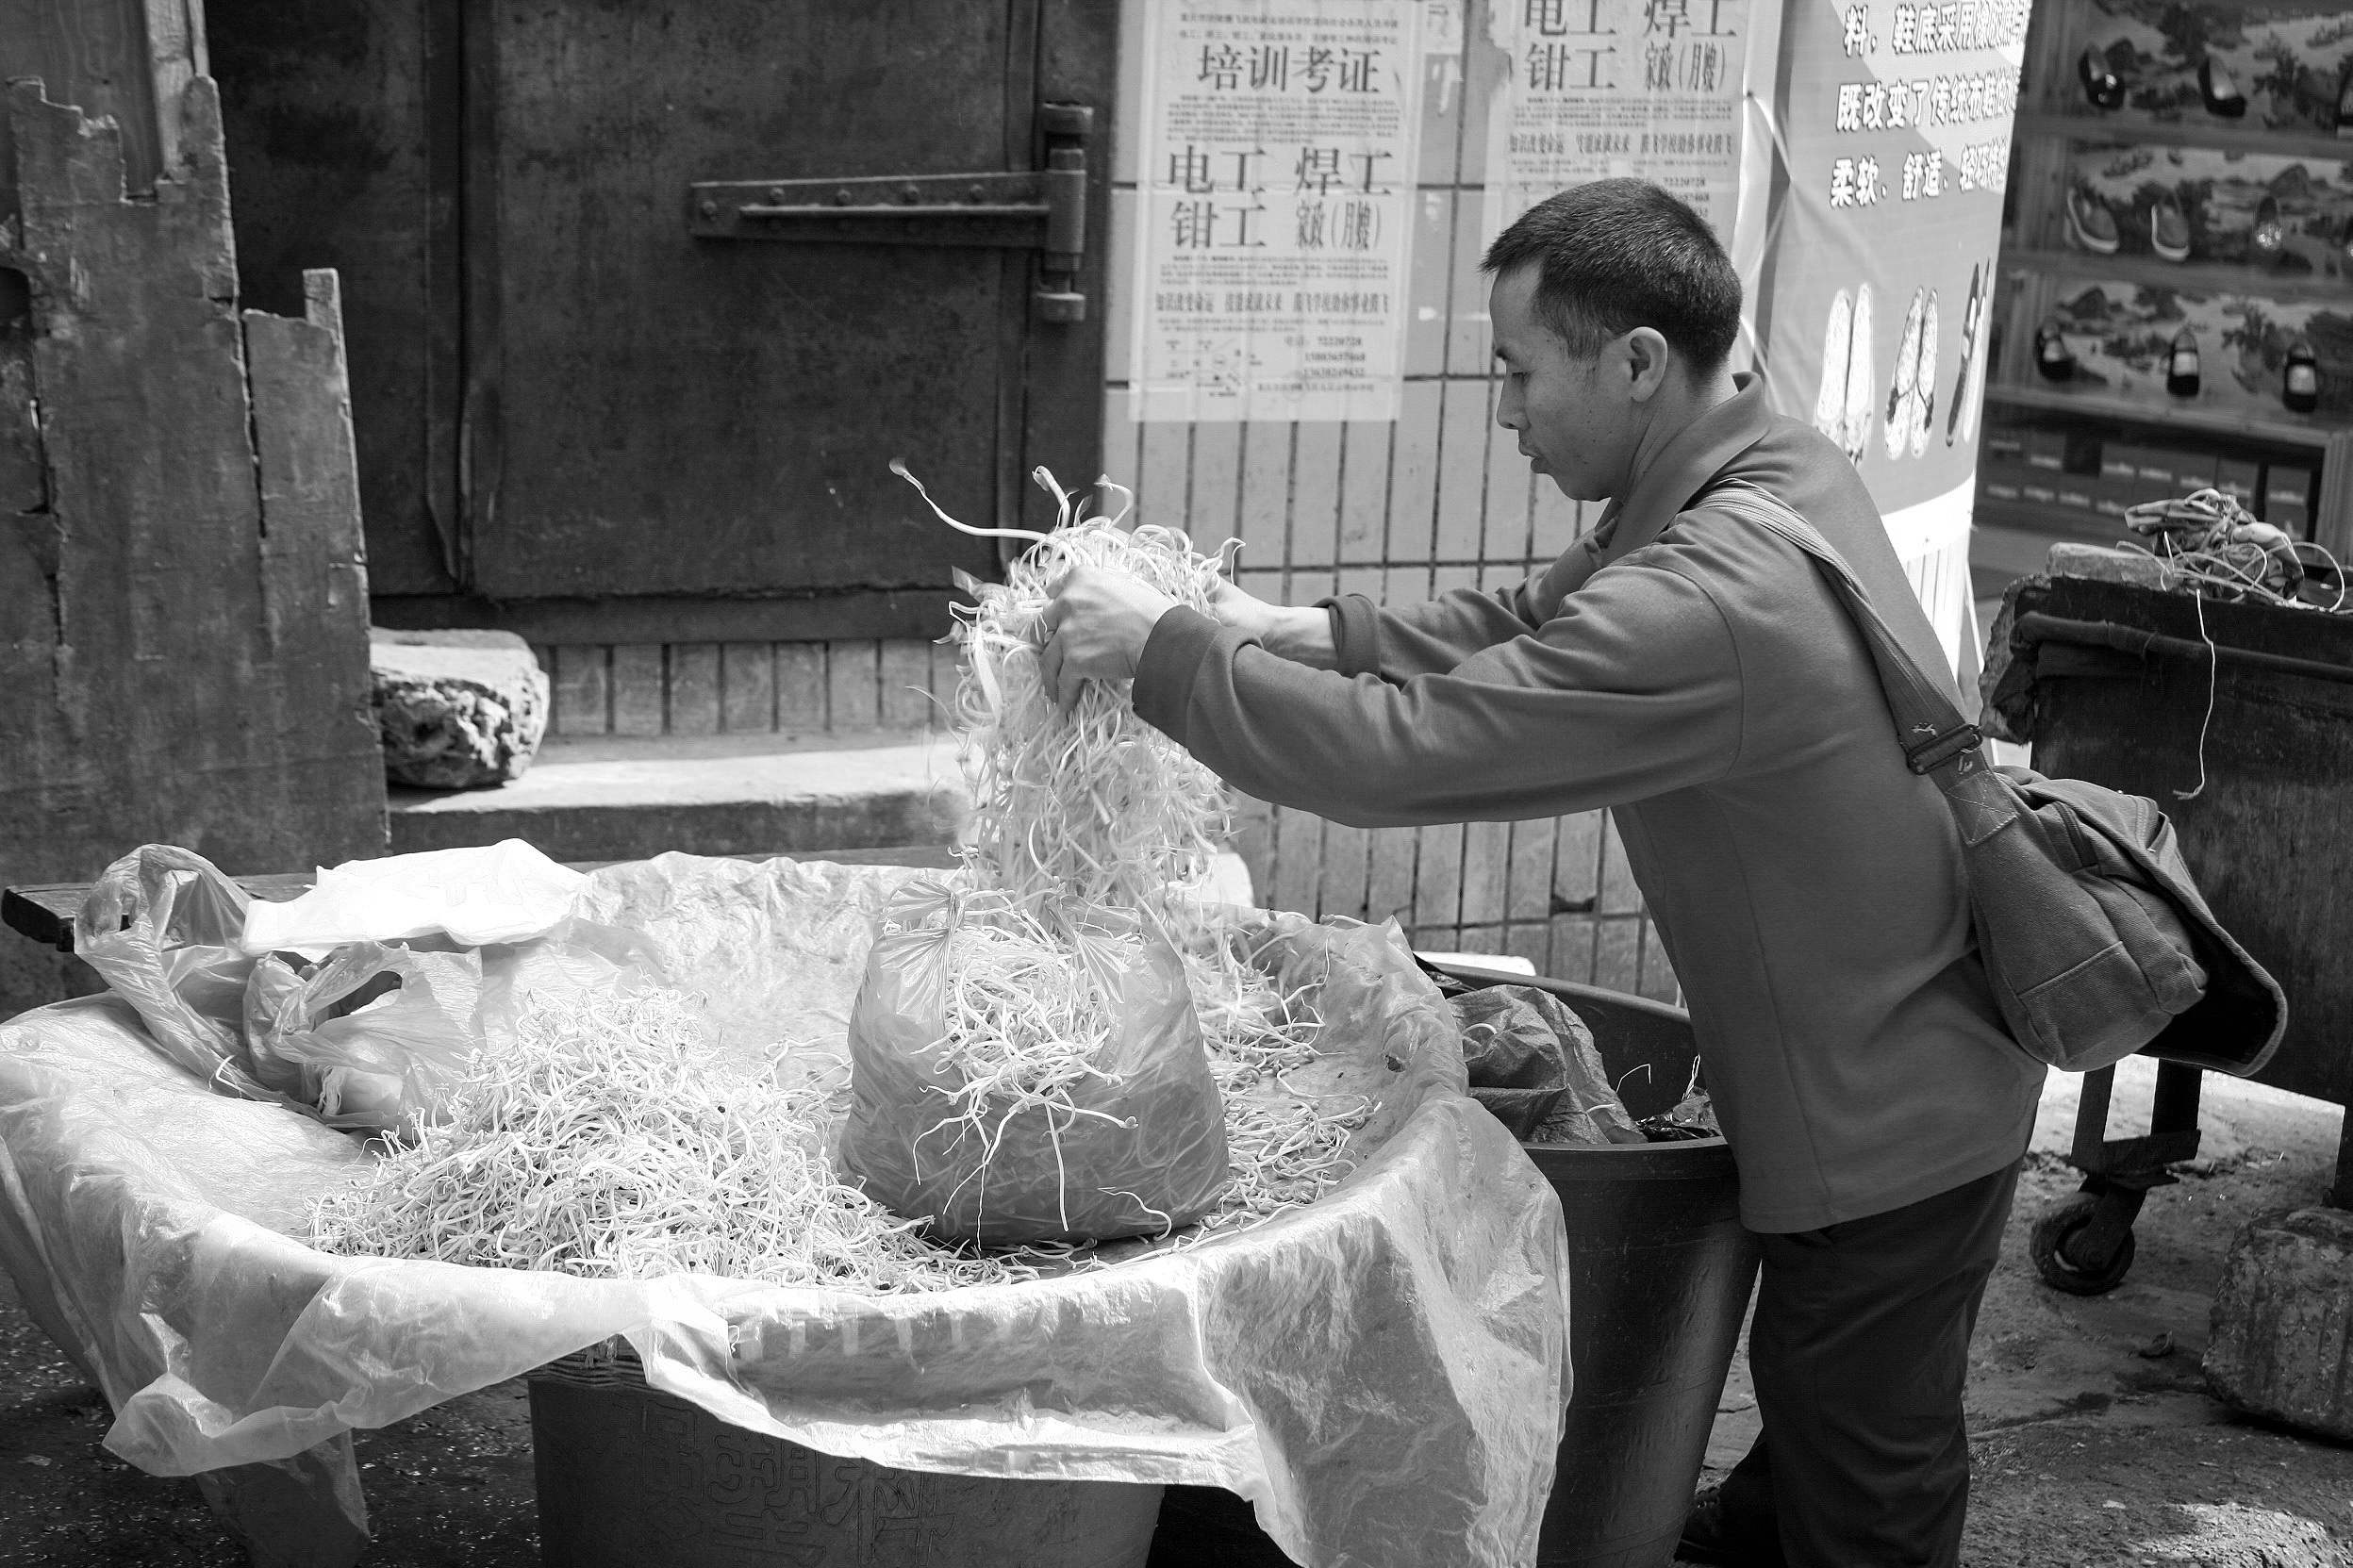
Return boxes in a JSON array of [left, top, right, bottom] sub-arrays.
[[1987, 573, 2353, 1291], [1150, 969, 1758, 1568]]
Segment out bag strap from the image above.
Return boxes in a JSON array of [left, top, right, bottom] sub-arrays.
[[1700, 483, 1986, 776]]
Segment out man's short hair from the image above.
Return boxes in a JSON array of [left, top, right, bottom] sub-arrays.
[[1482, 179, 1743, 375]]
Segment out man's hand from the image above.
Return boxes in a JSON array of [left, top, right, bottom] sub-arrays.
[[1038, 568, 1179, 709], [1204, 576, 1279, 640]]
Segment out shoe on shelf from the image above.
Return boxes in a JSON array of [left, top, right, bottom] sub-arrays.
[[2067, 188, 2121, 253], [2167, 326, 2201, 397], [2080, 44, 2127, 109], [2035, 316, 2079, 383], [2152, 194, 2193, 261], [2199, 58, 2247, 117], [2253, 195, 2286, 259], [1678, 1489, 1789, 1568], [2284, 336, 2321, 412]]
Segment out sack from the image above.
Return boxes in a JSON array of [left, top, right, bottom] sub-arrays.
[[1709, 485, 2287, 1076], [74, 845, 274, 1091], [839, 879, 1230, 1246]]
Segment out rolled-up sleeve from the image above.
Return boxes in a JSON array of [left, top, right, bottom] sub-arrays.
[[1135, 562, 1744, 828], [1317, 586, 1539, 682]]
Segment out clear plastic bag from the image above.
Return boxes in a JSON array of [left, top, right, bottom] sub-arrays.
[[242, 944, 487, 1131], [74, 845, 271, 1091], [240, 917, 656, 1133], [838, 879, 1229, 1245]]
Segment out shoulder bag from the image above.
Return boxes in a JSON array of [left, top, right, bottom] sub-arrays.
[[1705, 483, 2286, 1076]]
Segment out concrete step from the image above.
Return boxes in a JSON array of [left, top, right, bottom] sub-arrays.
[[388, 732, 970, 861]]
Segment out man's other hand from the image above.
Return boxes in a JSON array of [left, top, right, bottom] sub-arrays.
[[1205, 577, 1279, 639], [1039, 568, 1179, 709]]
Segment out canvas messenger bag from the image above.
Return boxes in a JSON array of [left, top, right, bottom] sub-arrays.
[[1707, 483, 2286, 1077]]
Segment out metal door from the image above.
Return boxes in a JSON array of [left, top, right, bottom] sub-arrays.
[[212, 0, 1116, 637]]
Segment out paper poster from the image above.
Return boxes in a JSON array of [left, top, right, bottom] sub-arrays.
[[1131, 0, 1426, 422], [1482, 0, 1754, 244], [1751, 0, 2028, 543]]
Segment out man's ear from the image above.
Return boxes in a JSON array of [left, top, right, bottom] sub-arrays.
[[1624, 327, 1673, 404]]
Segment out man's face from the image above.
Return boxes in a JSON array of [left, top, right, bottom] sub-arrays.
[[1490, 265, 1640, 503]]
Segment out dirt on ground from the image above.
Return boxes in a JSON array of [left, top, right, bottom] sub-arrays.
[[3, 1061, 2346, 1566]]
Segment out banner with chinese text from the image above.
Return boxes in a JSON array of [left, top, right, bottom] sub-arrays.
[[1751, 0, 2026, 560], [1131, 0, 1425, 421], [1482, 0, 1755, 246]]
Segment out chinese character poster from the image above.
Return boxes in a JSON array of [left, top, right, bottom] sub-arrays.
[[1132, 0, 1425, 421], [1483, 0, 1755, 246], [1751, 0, 2026, 558]]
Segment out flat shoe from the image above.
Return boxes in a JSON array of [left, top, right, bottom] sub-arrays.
[[2152, 194, 2192, 261], [2200, 58, 2246, 117], [2067, 188, 2120, 254]]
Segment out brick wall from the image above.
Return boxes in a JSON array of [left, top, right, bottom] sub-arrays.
[[532, 639, 955, 737]]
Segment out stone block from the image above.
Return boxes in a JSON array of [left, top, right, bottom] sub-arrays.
[[371, 629, 550, 791], [2203, 1206, 2353, 1441]]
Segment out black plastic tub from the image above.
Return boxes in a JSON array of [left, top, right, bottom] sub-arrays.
[[1149, 965, 1758, 1568], [1507, 974, 1758, 1568]]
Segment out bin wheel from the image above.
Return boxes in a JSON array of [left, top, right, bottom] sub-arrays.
[[2030, 1194, 2136, 1296]]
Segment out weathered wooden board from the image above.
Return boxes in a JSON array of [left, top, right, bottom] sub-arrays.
[[244, 270, 381, 786], [0, 78, 383, 1022]]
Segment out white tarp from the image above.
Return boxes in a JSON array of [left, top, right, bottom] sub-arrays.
[[0, 851, 1568, 1568]]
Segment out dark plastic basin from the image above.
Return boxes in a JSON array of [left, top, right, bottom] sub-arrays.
[[1500, 973, 1758, 1568]]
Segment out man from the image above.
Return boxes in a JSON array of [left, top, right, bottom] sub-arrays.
[[1039, 179, 2044, 1567]]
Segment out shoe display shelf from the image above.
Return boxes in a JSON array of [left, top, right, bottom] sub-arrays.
[[1980, 0, 2353, 601]]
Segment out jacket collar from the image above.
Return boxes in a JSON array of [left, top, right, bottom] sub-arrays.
[[1589, 372, 1775, 570]]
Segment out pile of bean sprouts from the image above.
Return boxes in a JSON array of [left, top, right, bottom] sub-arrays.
[[309, 987, 1037, 1292], [899, 461, 1235, 915]]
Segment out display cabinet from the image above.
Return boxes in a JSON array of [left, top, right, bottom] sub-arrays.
[[1977, 0, 2353, 600]]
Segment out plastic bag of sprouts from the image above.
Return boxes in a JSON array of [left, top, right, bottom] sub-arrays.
[[838, 877, 1230, 1245]]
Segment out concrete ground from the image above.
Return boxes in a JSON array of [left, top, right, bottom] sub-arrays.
[[1, 1061, 2345, 1566], [1690, 1059, 2352, 1567]]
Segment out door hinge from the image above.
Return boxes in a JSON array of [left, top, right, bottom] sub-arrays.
[[688, 104, 1093, 322]]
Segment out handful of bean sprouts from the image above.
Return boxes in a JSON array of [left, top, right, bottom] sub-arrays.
[[899, 461, 1235, 915]]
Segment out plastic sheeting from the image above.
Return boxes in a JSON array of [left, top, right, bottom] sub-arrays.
[[0, 852, 1568, 1568]]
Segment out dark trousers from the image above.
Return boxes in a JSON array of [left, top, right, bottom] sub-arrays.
[[1717, 1159, 2022, 1568]]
